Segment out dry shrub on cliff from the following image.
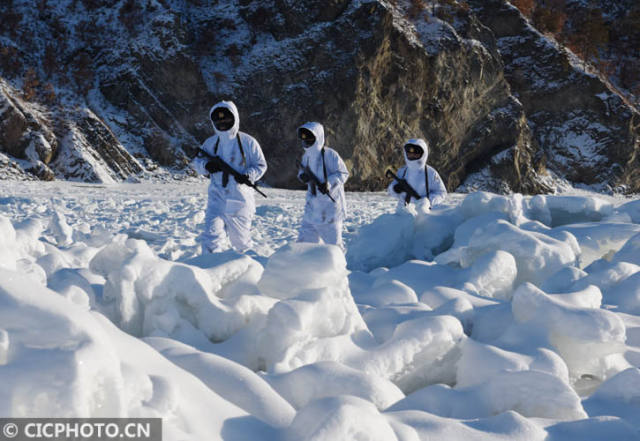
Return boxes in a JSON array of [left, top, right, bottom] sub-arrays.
[[408, 0, 426, 19], [119, 0, 144, 33], [41, 83, 56, 105], [1, 10, 22, 38], [532, 0, 567, 36], [0, 46, 22, 77], [71, 52, 94, 96], [43, 44, 57, 78], [213, 71, 228, 83], [565, 7, 609, 68], [20, 67, 57, 104], [510, 0, 535, 18], [22, 68, 39, 101]]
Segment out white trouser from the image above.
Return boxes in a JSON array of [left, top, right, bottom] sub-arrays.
[[297, 220, 344, 250], [201, 204, 253, 254]]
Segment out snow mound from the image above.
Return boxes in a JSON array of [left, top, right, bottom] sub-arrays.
[[346, 208, 462, 272], [264, 360, 404, 410], [389, 369, 586, 420], [0, 268, 269, 440], [2, 182, 640, 440], [510, 283, 628, 382], [94, 238, 268, 343], [285, 396, 398, 441]]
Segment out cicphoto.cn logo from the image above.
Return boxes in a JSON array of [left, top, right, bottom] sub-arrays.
[[0, 418, 161, 441]]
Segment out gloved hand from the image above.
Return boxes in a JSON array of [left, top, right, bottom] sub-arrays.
[[393, 178, 410, 193], [416, 197, 431, 213], [318, 182, 329, 195], [299, 172, 310, 183], [236, 174, 252, 186], [205, 160, 220, 174]]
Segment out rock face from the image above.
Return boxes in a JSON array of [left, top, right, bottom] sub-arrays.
[[0, 79, 142, 183], [234, 1, 544, 193], [0, 79, 56, 180], [469, 0, 640, 192], [0, 0, 638, 193]]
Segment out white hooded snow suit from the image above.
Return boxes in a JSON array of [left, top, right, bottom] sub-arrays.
[[296, 122, 349, 249], [192, 101, 267, 253], [388, 138, 447, 211]]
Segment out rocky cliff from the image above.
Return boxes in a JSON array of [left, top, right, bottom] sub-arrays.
[[0, 0, 638, 194], [469, 0, 640, 192]]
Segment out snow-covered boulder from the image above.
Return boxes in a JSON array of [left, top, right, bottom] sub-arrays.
[[93, 238, 268, 343], [438, 219, 579, 286], [284, 396, 399, 441], [389, 369, 586, 420], [264, 360, 404, 411], [511, 283, 628, 382]]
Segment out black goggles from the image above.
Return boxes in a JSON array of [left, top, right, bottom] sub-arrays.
[[404, 143, 424, 155], [211, 108, 234, 124], [298, 128, 316, 145]]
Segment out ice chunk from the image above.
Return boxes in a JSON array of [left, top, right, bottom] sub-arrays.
[[0, 268, 125, 417], [389, 370, 586, 420], [146, 337, 295, 428], [346, 212, 415, 272], [610, 232, 640, 266], [543, 195, 613, 227], [545, 416, 639, 441], [285, 396, 399, 441], [47, 268, 97, 309], [614, 199, 640, 224], [554, 223, 640, 268], [265, 360, 404, 410], [259, 242, 348, 299], [460, 192, 525, 224], [389, 410, 548, 441], [48, 210, 74, 247], [356, 279, 419, 307], [346, 208, 463, 272], [540, 266, 588, 292], [419, 286, 498, 310], [456, 339, 569, 388], [583, 368, 640, 430], [511, 283, 627, 382], [96, 239, 267, 343], [438, 219, 579, 286]]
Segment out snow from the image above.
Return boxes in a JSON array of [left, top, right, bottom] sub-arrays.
[[1, 180, 640, 440]]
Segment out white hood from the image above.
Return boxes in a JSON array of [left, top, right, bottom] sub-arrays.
[[403, 138, 428, 170], [299, 121, 325, 155], [210, 100, 240, 140]]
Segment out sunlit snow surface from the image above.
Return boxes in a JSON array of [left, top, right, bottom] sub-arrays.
[[1, 180, 640, 441]]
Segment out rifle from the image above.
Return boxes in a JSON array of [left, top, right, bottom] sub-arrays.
[[385, 168, 421, 205], [198, 149, 267, 198], [296, 159, 336, 203]]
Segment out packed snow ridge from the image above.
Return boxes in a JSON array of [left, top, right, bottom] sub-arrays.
[[1, 181, 640, 441]]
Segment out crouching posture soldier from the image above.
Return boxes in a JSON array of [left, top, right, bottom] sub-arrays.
[[192, 100, 267, 253], [388, 138, 447, 212], [296, 122, 349, 250]]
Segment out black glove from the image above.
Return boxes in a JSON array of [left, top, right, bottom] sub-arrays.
[[299, 172, 310, 183], [205, 160, 220, 174], [236, 174, 252, 185], [393, 181, 405, 193], [318, 182, 329, 195]]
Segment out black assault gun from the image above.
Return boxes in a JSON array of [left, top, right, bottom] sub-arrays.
[[385, 168, 421, 205], [198, 149, 267, 198], [296, 159, 336, 203]]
